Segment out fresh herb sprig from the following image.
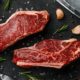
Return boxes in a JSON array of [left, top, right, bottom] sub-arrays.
[[54, 24, 68, 34], [0, 0, 11, 10], [19, 72, 41, 80], [2, 0, 10, 10], [0, 57, 6, 62]]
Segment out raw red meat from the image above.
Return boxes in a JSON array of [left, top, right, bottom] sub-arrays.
[[13, 38, 80, 69], [0, 11, 49, 51]]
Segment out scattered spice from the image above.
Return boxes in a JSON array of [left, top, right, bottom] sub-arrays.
[[56, 8, 64, 20], [72, 25, 80, 35], [54, 24, 68, 34]]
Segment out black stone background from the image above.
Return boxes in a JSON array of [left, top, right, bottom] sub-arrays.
[[0, 0, 80, 80]]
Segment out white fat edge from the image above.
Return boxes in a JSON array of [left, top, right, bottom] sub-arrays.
[[62, 38, 77, 43], [17, 61, 64, 69], [14, 46, 36, 51], [74, 48, 80, 55], [0, 10, 48, 26], [27, 44, 41, 51]]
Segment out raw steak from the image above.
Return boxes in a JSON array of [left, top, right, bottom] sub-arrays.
[[13, 38, 80, 69], [0, 11, 49, 51]]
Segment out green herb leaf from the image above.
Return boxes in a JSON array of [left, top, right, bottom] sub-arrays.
[[0, 57, 6, 62], [26, 74, 38, 80], [2, 0, 10, 10], [20, 72, 40, 80], [54, 24, 68, 34]]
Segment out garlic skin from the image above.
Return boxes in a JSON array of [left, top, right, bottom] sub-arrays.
[[72, 25, 80, 35], [56, 8, 64, 20]]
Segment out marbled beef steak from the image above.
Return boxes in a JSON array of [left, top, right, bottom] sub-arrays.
[[13, 38, 80, 69], [0, 11, 49, 51]]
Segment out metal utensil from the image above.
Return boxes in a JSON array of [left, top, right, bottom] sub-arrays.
[[56, 0, 80, 18], [0, 73, 13, 80]]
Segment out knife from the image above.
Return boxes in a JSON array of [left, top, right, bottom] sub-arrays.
[[56, 0, 80, 18]]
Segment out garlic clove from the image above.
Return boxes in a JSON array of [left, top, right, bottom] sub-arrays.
[[72, 25, 80, 35], [56, 8, 64, 20]]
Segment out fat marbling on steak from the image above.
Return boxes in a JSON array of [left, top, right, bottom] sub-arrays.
[[0, 11, 49, 51], [13, 38, 80, 69]]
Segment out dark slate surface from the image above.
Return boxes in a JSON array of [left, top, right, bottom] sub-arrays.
[[0, 0, 80, 80]]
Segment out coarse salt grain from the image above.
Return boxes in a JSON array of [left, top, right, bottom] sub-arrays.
[[11, 7, 14, 10], [27, 1, 30, 4], [25, 8, 29, 11], [31, 7, 34, 10], [9, 10, 11, 13], [40, 72, 46, 76], [0, 19, 2, 22], [24, 2, 27, 5], [13, 75, 17, 78], [69, 73, 73, 78], [46, 3, 49, 7], [0, 65, 3, 70], [12, 67, 16, 71], [19, 8, 23, 11]]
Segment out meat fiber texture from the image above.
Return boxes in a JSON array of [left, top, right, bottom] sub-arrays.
[[0, 11, 49, 51], [13, 38, 80, 69]]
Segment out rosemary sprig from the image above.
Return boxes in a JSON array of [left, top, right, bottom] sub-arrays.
[[2, 0, 10, 10], [26, 74, 38, 80], [0, 57, 6, 62], [19, 72, 40, 80], [54, 24, 68, 34]]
